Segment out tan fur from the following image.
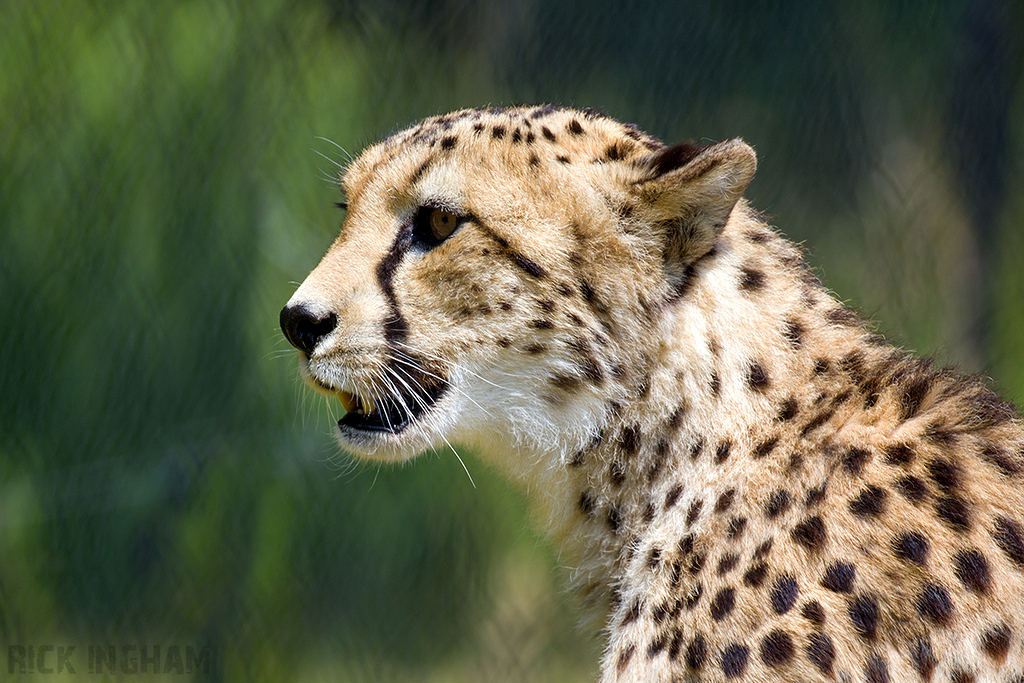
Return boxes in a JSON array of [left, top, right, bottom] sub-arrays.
[[282, 106, 1024, 682]]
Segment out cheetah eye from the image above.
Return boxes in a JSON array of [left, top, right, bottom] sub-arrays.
[[429, 209, 458, 240], [412, 206, 464, 249]]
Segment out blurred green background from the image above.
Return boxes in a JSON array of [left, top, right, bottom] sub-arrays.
[[1, 1, 1022, 680]]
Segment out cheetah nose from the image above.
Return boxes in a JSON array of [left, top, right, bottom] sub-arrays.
[[280, 304, 338, 355]]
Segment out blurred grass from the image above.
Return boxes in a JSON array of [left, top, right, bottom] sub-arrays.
[[0, 0, 1021, 681]]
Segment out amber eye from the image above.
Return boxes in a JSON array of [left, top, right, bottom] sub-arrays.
[[429, 209, 458, 240]]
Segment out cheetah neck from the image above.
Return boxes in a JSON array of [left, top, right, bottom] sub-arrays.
[[471, 209, 877, 622]]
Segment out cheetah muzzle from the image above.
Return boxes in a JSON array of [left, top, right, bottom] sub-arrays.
[[281, 105, 1024, 683]]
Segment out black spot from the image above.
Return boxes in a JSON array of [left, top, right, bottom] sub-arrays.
[[687, 550, 706, 575], [578, 491, 596, 517], [647, 632, 669, 658], [739, 266, 766, 291], [849, 485, 887, 517], [604, 142, 627, 161], [409, 157, 433, 184], [620, 599, 641, 626], [710, 587, 736, 620], [802, 601, 825, 625], [727, 517, 747, 540], [900, 376, 932, 421], [884, 443, 915, 466], [513, 253, 548, 278], [982, 445, 1023, 477], [805, 483, 827, 508], [608, 459, 626, 487], [747, 362, 770, 392], [668, 629, 685, 660], [685, 633, 706, 670], [826, 306, 860, 326], [491, 125, 506, 139], [848, 593, 879, 639], [927, 458, 961, 492], [783, 319, 804, 347], [865, 653, 891, 683], [935, 495, 972, 532], [616, 644, 634, 674], [954, 548, 991, 594], [778, 396, 799, 421], [820, 561, 856, 593], [541, 126, 556, 141], [893, 531, 929, 565], [686, 499, 703, 526], [536, 298, 556, 313], [714, 489, 735, 513], [981, 624, 1011, 662], [641, 502, 656, 525], [530, 319, 554, 330], [792, 516, 827, 551], [924, 420, 957, 445], [710, 371, 721, 396], [805, 632, 835, 674], [800, 409, 835, 437], [720, 643, 749, 678], [917, 582, 954, 624], [764, 490, 791, 519], [813, 358, 831, 375], [524, 342, 546, 355], [968, 390, 1017, 428], [511, 129, 522, 143], [770, 575, 798, 613], [743, 561, 768, 588], [894, 475, 929, 502], [550, 372, 583, 392], [717, 552, 740, 575], [664, 484, 683, 509], [689, 437, 704, 461], [753, 436, 779, 459], [527, 153, 540, 166], [911, 639, 936, 679], [567, 119, 584, 135], [759, 630, 794, 667], [715, 440, 732, 464], [439, 135, 457, 150], [684, 582, 704, 610], [993, 516, 1024, 568], [621, 425, 641, 455], [950, 668, 976, 683], [556, 154, 570, 164], [606, 505, 622, 532], [842, 447, 871, 475]]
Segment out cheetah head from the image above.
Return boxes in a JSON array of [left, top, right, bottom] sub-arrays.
[[281, 106, 754, 464]]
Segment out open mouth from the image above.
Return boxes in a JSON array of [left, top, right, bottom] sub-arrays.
[[335, 366, 449, 434]]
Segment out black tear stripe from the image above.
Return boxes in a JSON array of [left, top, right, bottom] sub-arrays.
[[376, 225, 414, 345]]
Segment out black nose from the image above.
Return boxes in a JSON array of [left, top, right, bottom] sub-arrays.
[[280, 304, 338, 355]]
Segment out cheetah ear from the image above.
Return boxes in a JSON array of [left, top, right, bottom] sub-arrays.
[[636, 138, 756, 262]]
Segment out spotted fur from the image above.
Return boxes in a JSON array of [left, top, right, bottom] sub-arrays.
[[282, 105, 1024, 683]]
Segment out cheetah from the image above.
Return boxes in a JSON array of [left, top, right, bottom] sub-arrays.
[[280, 105, 1024, 682]]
